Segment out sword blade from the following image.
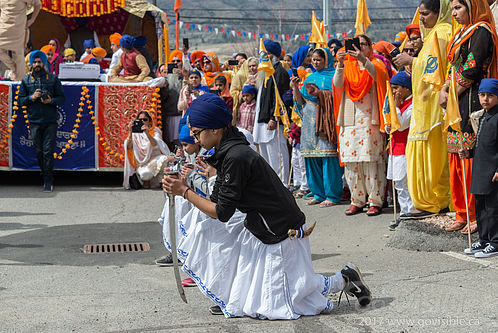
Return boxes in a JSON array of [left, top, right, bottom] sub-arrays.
[[168, 194, 187, 303]]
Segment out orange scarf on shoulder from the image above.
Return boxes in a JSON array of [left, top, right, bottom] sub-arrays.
[[342, 54, 389, 131]]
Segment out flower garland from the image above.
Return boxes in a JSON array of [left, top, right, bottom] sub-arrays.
[[151, 87, 162, 129], [0, 86, 20, 151]]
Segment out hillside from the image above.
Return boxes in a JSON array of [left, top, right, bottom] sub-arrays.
[[154, 0, 420, 57]]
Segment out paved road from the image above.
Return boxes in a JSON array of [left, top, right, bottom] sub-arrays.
[[0, 172, 497, 332]]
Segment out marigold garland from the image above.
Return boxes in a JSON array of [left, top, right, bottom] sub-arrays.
[[41, 0, 125, 18], [0, 86, 20, 151]]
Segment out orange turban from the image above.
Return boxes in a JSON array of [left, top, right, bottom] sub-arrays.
[[394, 31, 407, 43], [190, 50, 206, 63], [405, 24, 421, 37], [91, 47, 107, 58], [169, 49, 183, 63], [40, 45, 55, 55], [373, 41, 395, 57], [109, 33, 122, 45], [281, 49, 286, 57]]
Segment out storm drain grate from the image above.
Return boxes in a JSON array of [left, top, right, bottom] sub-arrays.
[[82, 242, 150, 254]]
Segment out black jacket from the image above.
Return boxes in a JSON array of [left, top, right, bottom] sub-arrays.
[[470, 105, 498, 195], [257, 61, 290, 124], [18, 70, 65, 124], [208, 127, 305, 244]]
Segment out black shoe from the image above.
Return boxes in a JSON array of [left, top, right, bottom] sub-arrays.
[[439, 207, 450, 214], [340, 263, 372, 307], [464, 241, 488, 255], [209, 305, 223, 315], [155, 253, 180, 267], [43, 182, 53, 192], [389, 218, 401, 231], [474, 244, 498, 258]]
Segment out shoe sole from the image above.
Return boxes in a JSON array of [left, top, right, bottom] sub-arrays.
[[155, 263, 174, 267], [209, 308, 224, 315], [400, 213, 437, 220], [464, 249, 484, 255], [474, 251, 498, 258], [345, 262, 372, 307]]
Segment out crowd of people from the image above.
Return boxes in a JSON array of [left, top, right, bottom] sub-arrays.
[[2, 0, 498, 321]]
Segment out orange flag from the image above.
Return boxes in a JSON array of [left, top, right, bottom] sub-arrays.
[[383, 81, 401, 139], [355, 0, 371, 35]]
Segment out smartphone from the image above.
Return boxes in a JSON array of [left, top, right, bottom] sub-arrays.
[[132, 119, 144, 133], [389, 47, 401, 58], [292, 68, 298, 77], [228, 59, 238, 66], [183, 38, 189, 49], [345, 38, 360, 52], [167, 63, 178, 73], [209, 89, 221, 95]]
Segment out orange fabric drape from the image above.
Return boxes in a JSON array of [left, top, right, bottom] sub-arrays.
[[447, 0, 498, 78], [448, 153, 476, 222]]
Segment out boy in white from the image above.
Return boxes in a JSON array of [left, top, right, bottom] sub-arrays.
[[386, 71, 414, 229]]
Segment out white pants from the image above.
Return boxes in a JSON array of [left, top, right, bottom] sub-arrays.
[[394, 176, 414, 215], [165, 115, 181, 143], [259, 125, 289, 186], [387, 154, 414, 215], [291, 146, 308, 191]]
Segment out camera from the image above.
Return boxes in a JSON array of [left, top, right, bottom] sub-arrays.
[[228, 59, 239, 66], [389, 47, 401, 58], [345, 38, 361, 52], [167, 63, 178, 73], [132, 119, 144, 133], [41, 90, 50, 100]]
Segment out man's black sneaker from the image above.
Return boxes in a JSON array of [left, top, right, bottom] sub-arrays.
[[43, 182, 53, 192], [474, 244, 498, 258], [340, 263, 372, 307], [464, 241, 488, 255], [209, 305, 223, 315], [155, 253, 180, 267]]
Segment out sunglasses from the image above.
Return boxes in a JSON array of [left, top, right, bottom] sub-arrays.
[[192, 128, 206, 140], [172, 60, 181, 63], [408, 37, 421, 42], [203, 60, 211, 64], [138, 118, 149, 122], [404, 48, 415, 53]]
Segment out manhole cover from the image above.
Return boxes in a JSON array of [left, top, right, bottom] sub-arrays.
[[82, 242, 150, 254]]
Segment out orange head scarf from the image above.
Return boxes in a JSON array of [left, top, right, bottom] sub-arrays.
[[91, 47, 107, 58], [448, 0, 498, 78], [373, 41, 395, 57], [169, 49, 183, 63], [341, 35, 389, 130], [202, 52, 223, 87], [395, 31, 407, 43], [405, 24, 421, 37]]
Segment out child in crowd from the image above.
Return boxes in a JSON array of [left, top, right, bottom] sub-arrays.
[[214, 75, 233, 111], [88, 47, 107, 73], [64, 48, 76, 63], [283, 54, 293, 69], [236, 85, 257, 133], [385, 71, 414, 230], [80, 39, 95, 61], [460, 78, 498, 258], [288, 121, 309, 198]]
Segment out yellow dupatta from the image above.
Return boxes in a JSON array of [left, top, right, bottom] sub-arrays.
[[409, 0, 452, 141]]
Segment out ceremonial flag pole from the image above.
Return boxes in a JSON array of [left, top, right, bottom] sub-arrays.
[[445, 70, 472, 250], [384, 81, 402, 224], [174, 0, 182, 50]]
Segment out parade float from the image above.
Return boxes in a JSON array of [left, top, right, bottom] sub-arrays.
[[0, 0, 170, 171]]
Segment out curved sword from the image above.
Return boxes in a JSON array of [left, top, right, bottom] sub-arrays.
[[168, 193, 187, 303]]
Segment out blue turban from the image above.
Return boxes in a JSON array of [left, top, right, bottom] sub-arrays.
[[83, 39, 95, 49], [263, 40, 281, 57], [189, 69, 202, 78], [479, 78, 498, 96], [29, 50, 48, 66], [328, 38, 342, 49], [187, 93, 232, 129], [179, 124, 195, 144], [392, 41, 402, 48], [390, 71, 412, 91], [120, 35, 136, 49], [241, 85, 257, 95], [134, 36, 147, 48]]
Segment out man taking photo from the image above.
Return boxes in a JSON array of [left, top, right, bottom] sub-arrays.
[[18, 50, 65, 192]]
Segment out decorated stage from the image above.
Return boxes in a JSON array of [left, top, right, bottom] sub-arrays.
[[0, 80, 163, 171]]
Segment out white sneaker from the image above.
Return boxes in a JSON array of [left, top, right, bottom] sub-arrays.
[[464, 241, 488, 254], [474, 244, 498, 258]]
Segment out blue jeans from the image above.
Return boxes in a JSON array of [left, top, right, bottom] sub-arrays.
[[29, 122, 57, 184]]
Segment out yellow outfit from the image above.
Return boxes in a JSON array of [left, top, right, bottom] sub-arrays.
[[406, 0, 452, 213]]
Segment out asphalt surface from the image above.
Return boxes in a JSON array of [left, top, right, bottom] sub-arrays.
[[0, 171, 497, 332]]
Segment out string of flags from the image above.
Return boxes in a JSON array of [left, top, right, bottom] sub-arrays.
[[166, 18, 351, 41]]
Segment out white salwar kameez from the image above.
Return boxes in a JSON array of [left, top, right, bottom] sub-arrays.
[[158, 198, 345, 320], [123, 127, 170, 189]]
